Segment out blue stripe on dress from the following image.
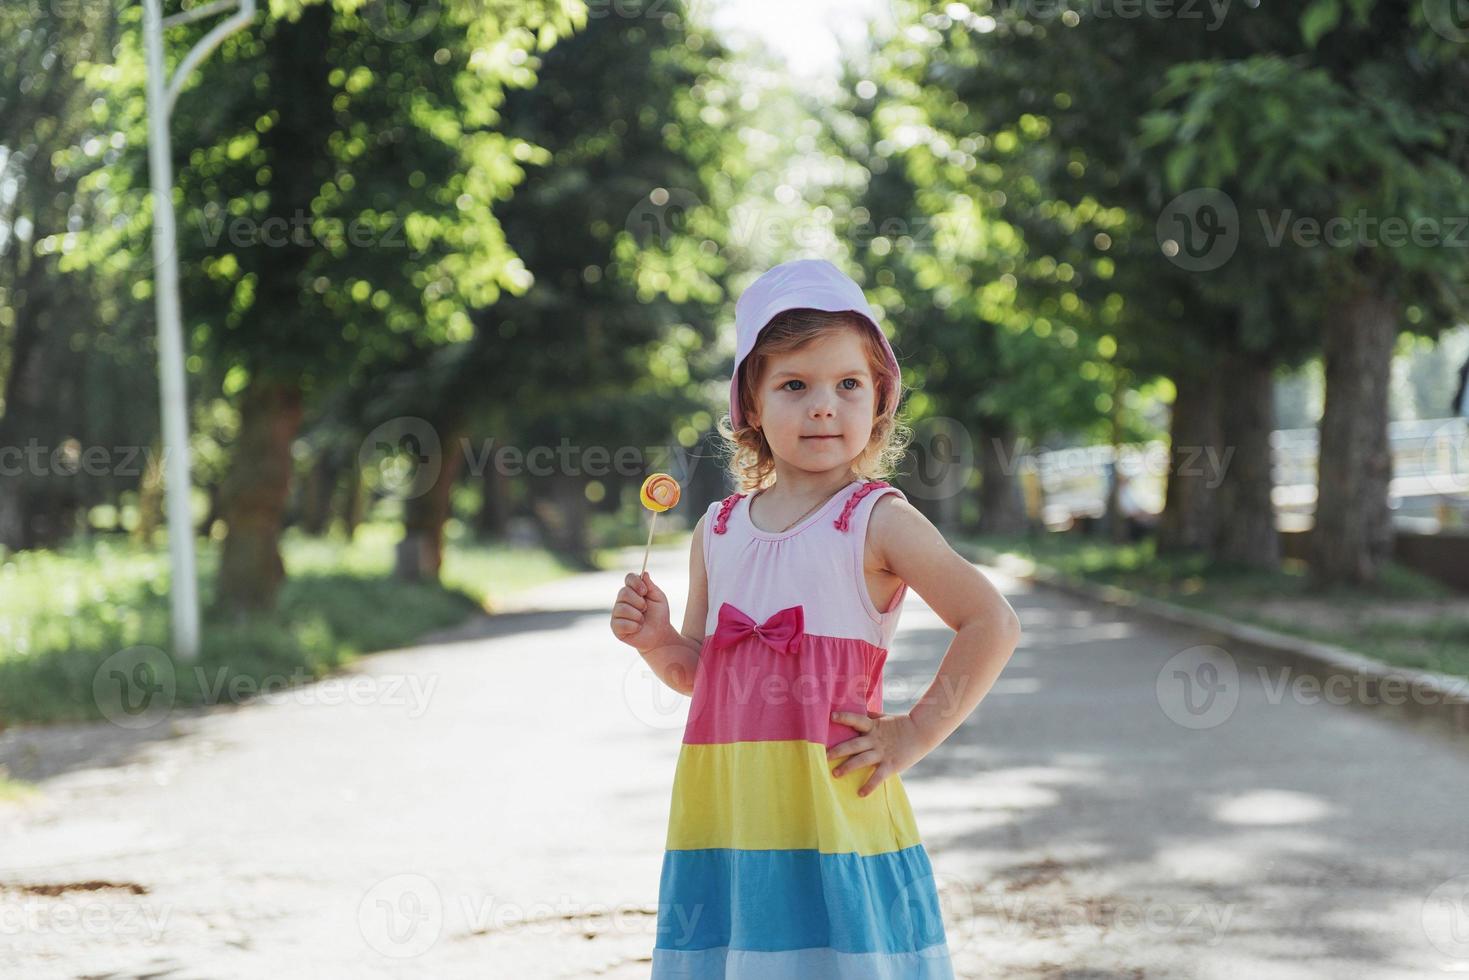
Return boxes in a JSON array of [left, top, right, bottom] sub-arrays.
[[652, 943, 956, 980], [655, 844, 949, 955]]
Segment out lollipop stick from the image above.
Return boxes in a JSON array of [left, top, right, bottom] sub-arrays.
[[640, 509, 658, 576]]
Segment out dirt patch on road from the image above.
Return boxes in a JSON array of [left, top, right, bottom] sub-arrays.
[[2, 879, 149, 896]]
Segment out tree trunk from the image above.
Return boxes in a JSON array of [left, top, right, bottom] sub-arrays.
[[1157, 363, 1223, 555], [0, 299, 52, 550], [7, 304, 87, 546], [1210, 347, 1279, 569], [1018, 460, 1045, 535], [300, 450, 339, 537], [339, 461, 363, 541], [976, 418, 1028, 535], [1309, 285, 1396, 586], [395, 425, 467, 582], [198, 482, 222, 540], [211, 0, 325, 609], [134, 436, 165, 545], [216, 379, 304, 613], [1100, 367, 1128, 544], [474, 456, 511, 539], [532, 472, 595, 569]]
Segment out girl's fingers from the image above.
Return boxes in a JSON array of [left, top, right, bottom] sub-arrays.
[[830, 711, 875, 732], [613, 602, 643, 621], [858, 766, 889, 798], [826, 737, 867, 761], [832, 749, 881, 779]]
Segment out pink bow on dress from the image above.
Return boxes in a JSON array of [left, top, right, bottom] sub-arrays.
[[712, 602, 805, 655]]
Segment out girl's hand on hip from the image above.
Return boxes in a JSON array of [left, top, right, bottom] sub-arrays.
[[827, 710, 929, 798]]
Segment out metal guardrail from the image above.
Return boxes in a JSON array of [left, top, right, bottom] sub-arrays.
[[1027, 416, 1469, 531]]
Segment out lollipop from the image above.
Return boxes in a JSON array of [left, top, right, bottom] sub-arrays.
[[638, 473, 681, 574]]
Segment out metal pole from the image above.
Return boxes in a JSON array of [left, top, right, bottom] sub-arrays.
[[141, 0, 255, 661]]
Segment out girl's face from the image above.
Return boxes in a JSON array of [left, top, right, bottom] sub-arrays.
[[748, 327, 879, 475]]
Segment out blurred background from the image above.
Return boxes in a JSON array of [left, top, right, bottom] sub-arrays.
[[2, 0, 1469, 973]]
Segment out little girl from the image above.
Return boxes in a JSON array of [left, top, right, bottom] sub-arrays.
[[611, 258, 1023, 979]]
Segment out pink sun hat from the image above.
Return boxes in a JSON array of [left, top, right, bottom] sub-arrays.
[[729, 258, 901, 429]]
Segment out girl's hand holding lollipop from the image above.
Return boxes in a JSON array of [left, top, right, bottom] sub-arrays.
[[610, 474, 681, 652], [611, 570, 674, 652]]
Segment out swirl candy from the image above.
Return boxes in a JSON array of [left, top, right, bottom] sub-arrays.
[[638, 473, 681, 574], [641, 473, 681, 512]]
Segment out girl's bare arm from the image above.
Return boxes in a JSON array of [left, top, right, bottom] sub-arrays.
[[869, 495, 1023, 751]]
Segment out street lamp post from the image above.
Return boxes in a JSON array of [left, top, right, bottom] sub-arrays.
[[141, 0, 256, 661]]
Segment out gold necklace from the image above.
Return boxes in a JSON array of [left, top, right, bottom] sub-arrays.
[[754, 480, 854, 533]]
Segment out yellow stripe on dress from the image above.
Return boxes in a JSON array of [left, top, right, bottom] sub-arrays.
[[665, 740, 922, 856]]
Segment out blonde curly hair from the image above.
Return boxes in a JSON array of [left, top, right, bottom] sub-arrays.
[[716, 308, 912, 492]]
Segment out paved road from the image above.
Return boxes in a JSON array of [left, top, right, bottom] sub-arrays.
[[1, 545, 1466, 978]]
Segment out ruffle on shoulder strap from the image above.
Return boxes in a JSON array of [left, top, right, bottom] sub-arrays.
[[712, 491, 746, 535], [833, 480, 893, 532]]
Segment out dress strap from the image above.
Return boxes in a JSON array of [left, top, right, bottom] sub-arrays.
[[833, 480, 893, 532], [712, 491, 746, 534]]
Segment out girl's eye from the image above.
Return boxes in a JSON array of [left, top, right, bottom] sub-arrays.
[[781, 378, 862, 391], [781, 380, 804, 391]]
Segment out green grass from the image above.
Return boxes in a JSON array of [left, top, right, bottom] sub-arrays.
[[965, 532, 1469, 679], [0, 774, 38, 804], [283, 520, 583, 607], [0, 522, 582, 728]]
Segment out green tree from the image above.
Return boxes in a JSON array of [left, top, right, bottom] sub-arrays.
[[440, 0, 740, 569], [88, 0, 582, 611], [1142, 0, 1469, 583], [871, 1, 1354, 571], [856, 8, 1194, 540], [0, 0, 161, 551]]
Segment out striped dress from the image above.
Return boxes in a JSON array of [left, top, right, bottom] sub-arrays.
[[652, 479, 954, 979]]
